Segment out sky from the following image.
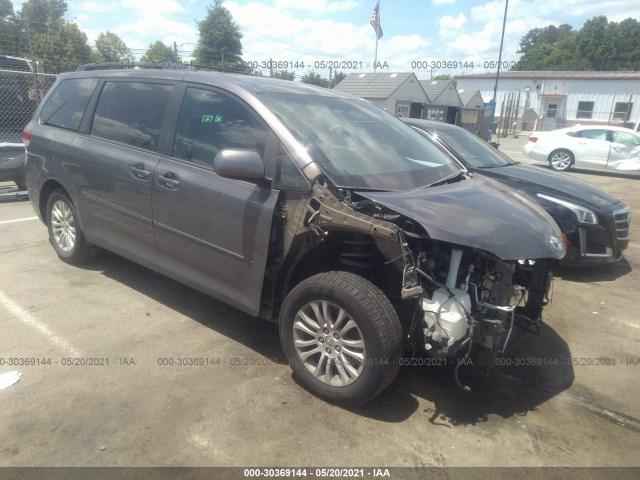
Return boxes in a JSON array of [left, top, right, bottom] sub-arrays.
[[15, 0, 640, 79]]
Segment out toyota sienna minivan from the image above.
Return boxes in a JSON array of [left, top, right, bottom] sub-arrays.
[[24, 69, 565, 404]]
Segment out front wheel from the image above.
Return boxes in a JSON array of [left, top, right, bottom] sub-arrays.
[[279, 271, 402, 405], [46, 189, 98, 264], [548, 149, 574, 171]]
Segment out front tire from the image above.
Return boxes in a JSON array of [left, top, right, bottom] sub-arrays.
[[279, 271, 402, 405], [548, 149, 574, 171], [46, 189, 98, 264]]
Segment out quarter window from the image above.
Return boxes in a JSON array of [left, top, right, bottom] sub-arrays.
[[40, 78, 99, 131], [91, 81, 173, 152], [576, 101, 595, 119], [173, 87, 268, 168]]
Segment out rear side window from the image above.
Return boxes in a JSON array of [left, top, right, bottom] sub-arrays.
[[40, 78, 99, 131], [577, 129, 608, 141], [173, 87, 268, 168], [91, 81, 173, 152]]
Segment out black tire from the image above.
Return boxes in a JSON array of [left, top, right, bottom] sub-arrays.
[[548, 149, 574, 171], [279, 271, 402, 405], [45, 189, 98, 264]]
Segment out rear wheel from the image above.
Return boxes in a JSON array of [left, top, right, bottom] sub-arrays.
[[279, 271, 402, 405], [46, 189, 98, 264], [548, 149, 574, 171]]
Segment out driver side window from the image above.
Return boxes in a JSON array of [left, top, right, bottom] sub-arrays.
[[173, 87, 268, 168]]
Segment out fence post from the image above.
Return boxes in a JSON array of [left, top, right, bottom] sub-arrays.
[[26, 18, 41, 106]]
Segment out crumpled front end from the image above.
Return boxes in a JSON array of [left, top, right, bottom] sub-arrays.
[[289, 175, 564, 386]]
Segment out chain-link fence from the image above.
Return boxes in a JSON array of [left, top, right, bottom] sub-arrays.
[[0, 67, 56, 144]]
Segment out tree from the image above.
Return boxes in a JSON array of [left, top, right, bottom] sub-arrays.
[[95, 31, 134, 62], [19, 0, 67, 33], [0, 0, 92, 72], [513, 16, 640, 71], [0, 0, 14, 18], [301, 71, 329, 88], [194, 0, 243, 68], [517, 24, 574, 55], [141, 41, 179, 63], [433, 74, 457, 88], [32, 19, 92, 72], [273, 69, 295, 81], [331, 71, 346, 88]]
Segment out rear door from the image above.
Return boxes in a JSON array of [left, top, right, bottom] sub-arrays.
[[72, 79, 176, 266], [152, 84, 279, 316], [572, 128, 611, 167]]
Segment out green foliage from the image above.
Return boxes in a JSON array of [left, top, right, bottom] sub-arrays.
[[0, 0, 14, 19], [273, 70, 295, 81], [301, 71, 329, 88], [95, 31, 134, 62], [193, 0, 243, 69], [513, 16, 640, 71], [331, 71, 346, 88], [433, 74, 457, 88], [141, 41, 179, 63], [0, 0, 92, 72], [19, 0, 67, 32], [31, 19, 92, 73]]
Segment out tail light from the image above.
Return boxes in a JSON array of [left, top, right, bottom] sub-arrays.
[[22, 129, 32, 147], [528, 136, 538, 143]]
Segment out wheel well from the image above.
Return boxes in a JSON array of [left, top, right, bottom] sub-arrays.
[[39, 180, 66, 220], [275, 232, 401, 319]]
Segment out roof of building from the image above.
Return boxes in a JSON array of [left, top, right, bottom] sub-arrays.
[[333, 72, 417, 98], [419, 80, 452, 101], [458, 89, 481, 106], [456, 71, 640, 80]]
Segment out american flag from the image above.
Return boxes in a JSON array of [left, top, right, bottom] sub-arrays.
[[370, 1, 383, 40]]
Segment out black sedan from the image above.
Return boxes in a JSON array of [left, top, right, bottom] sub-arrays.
[[0, 144, 26, 191], [403, 119, 631, 266]]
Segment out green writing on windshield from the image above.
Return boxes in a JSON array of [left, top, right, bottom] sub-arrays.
[[202, 114, 223, 124]]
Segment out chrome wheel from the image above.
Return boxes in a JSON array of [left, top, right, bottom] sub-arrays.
[[293, 300, 366, 387], [50, 199, 76, 252], [550, 151, 572, 171]]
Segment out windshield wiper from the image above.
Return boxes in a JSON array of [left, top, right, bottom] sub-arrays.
[[424, 170, 464, 187]]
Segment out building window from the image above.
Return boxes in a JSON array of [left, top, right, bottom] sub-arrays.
[[396, 104, 410, 118], [424, 106, 445, 122], [576, 101, 595, 119], [546, 104, 558, 118], [613, 102, 632, 121]]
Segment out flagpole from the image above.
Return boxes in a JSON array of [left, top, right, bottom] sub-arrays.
[[374, 0, 380, 72]]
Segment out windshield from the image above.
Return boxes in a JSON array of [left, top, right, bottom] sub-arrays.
[[259, 93, 460, 190], [433, 128, 516, 168]]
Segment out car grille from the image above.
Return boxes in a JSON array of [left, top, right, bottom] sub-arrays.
[[613, 207, 630, 240]]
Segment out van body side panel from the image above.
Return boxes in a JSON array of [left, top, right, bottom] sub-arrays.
[[151, 157, 279, 316]]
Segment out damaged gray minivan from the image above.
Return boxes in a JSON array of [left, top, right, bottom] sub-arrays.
[[24, 70, 565, 404]]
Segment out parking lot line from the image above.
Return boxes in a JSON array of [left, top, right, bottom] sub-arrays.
[[0, 290, 82, 357], [0, 216, 38, 225]]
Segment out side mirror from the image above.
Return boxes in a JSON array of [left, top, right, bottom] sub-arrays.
[[214, 149, 265, 181]]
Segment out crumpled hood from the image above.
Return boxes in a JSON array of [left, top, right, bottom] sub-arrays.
[[358, 175, 565, 261]]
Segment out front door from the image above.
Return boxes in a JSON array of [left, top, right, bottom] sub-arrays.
[[152, 85, 279, 316]]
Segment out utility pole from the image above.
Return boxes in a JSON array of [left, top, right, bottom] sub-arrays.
[[488, 0, 509, 143], [26, 19, 40, 106]]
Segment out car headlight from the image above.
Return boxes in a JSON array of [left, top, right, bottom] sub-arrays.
[[537, 193, 598, 224]]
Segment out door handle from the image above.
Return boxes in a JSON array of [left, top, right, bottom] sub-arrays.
[[129, 163, 150, 180], [157, 172, 180, 189]]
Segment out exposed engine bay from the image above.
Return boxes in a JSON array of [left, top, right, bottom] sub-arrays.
[[267, 175, 561, 388]]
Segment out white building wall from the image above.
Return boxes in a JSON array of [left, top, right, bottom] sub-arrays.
[[457, 77, 640, 125]]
